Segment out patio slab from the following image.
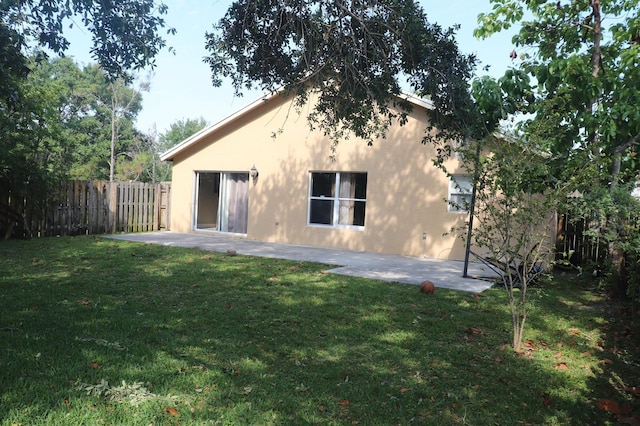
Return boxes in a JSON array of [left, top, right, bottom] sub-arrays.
[[104, 231, 498, 293]]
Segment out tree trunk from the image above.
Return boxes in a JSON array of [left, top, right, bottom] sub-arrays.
[[590, 0, 602, 78], [110, 83, 117, 183], [110, 103, 116, 182], [608, 241, 627, 298], [588, 0, 628, 297]]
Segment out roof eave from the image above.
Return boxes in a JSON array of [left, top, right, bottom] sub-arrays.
[[159, 92, 275, 161]]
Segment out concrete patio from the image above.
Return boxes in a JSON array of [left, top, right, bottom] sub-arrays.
[[105, 231, 499, 293]]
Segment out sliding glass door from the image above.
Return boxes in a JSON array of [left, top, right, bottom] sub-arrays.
[[195, 172, 248, 234]]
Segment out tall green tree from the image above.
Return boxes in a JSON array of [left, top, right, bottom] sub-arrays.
[[0, 58, 65, 215], [159, 118, 208, 150], [475, 0, 640, 296], [152, 117, 208, 182], [26, 58, 144, 181], [205, 0, 478, 146]]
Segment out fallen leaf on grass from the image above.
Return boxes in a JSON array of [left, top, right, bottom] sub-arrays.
[[317, 405, 325, 412], [515, 349, 533, 358], [543, 397, 554, 406], [242, 386, 253, 395], [569, 326, 581, 336], [400, 388, 410, 393], [610, 346, 623, 355], [596, 398, 621, 414], [88, 362, 101, 369], [338, 400, 350, 406], [164, 407, 179, 417], [555, 363, 569, 370]]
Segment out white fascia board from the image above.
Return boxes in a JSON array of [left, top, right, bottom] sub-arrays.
[[398, 91, 435, 110], [159, 92, 275, 161]]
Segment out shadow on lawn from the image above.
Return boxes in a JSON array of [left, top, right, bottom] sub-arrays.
[[579, 286, 640, 424], [0, 237, 624, 424]]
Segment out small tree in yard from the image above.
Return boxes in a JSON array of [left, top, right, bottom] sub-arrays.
[[450, 136, 563, 350]]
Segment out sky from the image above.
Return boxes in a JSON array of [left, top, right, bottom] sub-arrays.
[[64, 0, 518, 135]]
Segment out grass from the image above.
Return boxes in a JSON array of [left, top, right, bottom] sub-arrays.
[[0, 235, 638, 425]]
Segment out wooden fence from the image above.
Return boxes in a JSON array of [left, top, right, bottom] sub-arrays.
[[556, 209, 640, 267], [556, 212, 605, 266], [0, 180, 171, 239]]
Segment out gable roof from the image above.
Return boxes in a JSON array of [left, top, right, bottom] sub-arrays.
[[160, 90, 434, 162]]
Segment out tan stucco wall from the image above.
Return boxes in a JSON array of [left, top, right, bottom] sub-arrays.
[[168, 94, 469, 260]]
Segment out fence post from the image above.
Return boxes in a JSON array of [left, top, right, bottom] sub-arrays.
[[108, 182, 117, 234]]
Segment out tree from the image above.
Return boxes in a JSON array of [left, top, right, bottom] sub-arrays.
[[159, 118, 209, 152], [475, 0, 640, 297], [107, 78, 148, 182], [448, 133, 562, 350], [204, 0, 478, 146], [0, 57, 67, 237], [153, 118, 208, 182], [26, 58, 144, 181], [1, 0, 172, 81]]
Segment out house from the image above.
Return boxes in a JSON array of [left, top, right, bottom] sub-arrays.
[[160, 91, 472, 260]]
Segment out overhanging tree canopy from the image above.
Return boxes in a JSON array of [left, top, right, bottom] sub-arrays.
[[1, 0, 173, 80], [475, 0, 640, 188], [204, 0, 480, 145]]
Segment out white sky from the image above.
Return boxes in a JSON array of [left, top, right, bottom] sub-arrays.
[[63, 0, 518, 134]]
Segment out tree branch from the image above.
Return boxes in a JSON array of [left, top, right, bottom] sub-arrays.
[[611, 132, 640, 188]]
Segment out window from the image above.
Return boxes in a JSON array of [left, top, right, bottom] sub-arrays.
[[448, 175, 473, 213], [309, 172, 367, 228]]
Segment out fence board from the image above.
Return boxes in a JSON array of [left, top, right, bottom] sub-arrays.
[[555, 212, 606, 266], [0, 180, 171, 239]]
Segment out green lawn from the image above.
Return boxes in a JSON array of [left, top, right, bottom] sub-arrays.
[[0, 236, 637, 425]]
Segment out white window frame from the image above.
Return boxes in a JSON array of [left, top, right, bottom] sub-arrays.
[[307, 172, 367, 229], [448, 175, 473, 213]]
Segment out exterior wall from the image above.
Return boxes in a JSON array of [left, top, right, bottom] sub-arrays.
[[168, 94, 469, 260]]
